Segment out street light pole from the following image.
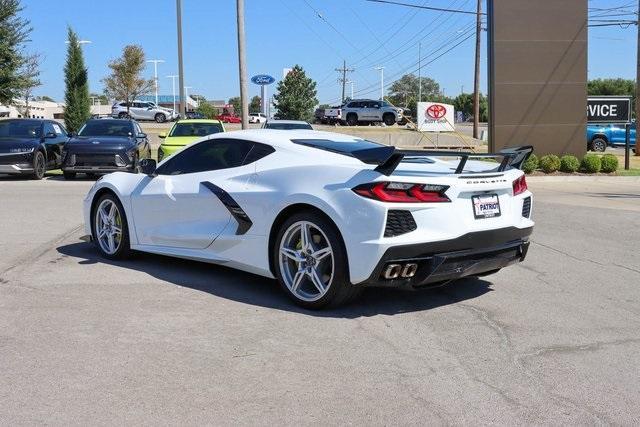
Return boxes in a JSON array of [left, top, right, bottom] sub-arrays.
[[472, 0, 482, 139], [147, 59, 165, 106], [418, 42, 422, 103], [375, 66, 385, 101], [635, 0, 640, 156], [236, 0, 249, 129], [166, 75, 178, 112], [184, 86, 192, 111], [176, 0, 186, 117]]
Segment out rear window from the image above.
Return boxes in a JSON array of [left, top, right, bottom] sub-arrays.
[[169, 122, 224, 137], [291, 138, 383, 154]]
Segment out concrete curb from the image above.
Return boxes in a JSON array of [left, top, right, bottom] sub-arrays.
[[526, 175, 640, 183]]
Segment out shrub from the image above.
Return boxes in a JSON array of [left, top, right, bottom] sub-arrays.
[[600, 154, 619, 173], [539, 154, 561, 173], [559, 155, 580, 173], [581, 154, 601, 173], [522, 153, 538, 174]]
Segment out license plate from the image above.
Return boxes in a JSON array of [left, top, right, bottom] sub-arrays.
[[472, 194, 501, 219]]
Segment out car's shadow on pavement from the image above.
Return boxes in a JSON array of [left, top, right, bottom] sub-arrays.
[[57, 241, 493, 318]]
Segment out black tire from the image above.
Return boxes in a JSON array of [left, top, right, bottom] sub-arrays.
[[273, 211, 362, 309], [154, 113, 166, 123], [591, 137, 607, 152], [118, 112, 129, 119], [91, 193, 132, 260], [31, 150, 46, 180], [346, 113, 358, 126], [383, 113, 396, 126], [63, 171, 76, 180]]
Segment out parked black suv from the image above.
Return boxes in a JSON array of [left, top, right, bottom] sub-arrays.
[[0, 118, 69, 179], [61, 119, 151, 179]]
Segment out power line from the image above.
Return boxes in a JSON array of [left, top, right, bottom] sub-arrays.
[[366, 0, 485, 16]]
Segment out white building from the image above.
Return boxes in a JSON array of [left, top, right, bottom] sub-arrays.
[[0, 100, 111, 120]]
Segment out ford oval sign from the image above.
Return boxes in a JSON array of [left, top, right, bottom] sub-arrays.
[[251, 74, 275, 85]]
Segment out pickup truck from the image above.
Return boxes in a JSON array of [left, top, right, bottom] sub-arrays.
[[587, 123, 636, 152], [323, 105, 343, 124]]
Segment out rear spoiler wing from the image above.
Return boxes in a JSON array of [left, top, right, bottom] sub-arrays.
[[360, 145, 534, 176]]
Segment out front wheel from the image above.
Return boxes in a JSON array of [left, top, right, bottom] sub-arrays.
[[91, 194, 132, 260], [383, 113, 396, 126], [273, 211, 361, 309], [154, 113, 166, 123], [31, 150, 46, 180], [591, 137, 607, 152], [118, 112, 130, 119]]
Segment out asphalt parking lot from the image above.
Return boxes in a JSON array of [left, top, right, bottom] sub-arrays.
[[1, 175, 639, 424]]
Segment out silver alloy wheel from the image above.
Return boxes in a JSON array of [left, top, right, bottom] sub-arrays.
[[95, 199, 123, 255], [35, 152, 45, 177], [279, 220, 335, 302]]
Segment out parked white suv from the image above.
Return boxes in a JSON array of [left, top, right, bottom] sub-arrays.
[[341, 99, 403, 126], [111, 101, 178, 123]]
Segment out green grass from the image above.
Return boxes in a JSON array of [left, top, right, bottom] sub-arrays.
[[617, 168, 640, 176]]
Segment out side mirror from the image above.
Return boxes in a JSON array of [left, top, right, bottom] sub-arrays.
[[137, 132, 147, 139], [139, 158, 157, 176], [158, 132, 167, 139], [147, 107, 153, 110], [45, 132, 57, 139]]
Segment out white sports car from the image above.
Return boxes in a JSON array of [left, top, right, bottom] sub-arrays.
[[82, 130, 534, 309]]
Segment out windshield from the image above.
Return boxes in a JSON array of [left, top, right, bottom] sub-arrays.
[[78, 121, 134, 137], [169, 122, 223, 137], [266, 122, 312, 130], [0, 120, 42, 140]]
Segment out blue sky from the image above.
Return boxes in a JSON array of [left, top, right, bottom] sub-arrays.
[[21, 0, 638, 105]]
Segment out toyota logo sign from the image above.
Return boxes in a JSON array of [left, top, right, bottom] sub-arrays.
[[426, 104, 447, 119]]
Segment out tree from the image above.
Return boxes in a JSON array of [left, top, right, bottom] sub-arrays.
[[64, 28, 91, 132], [588, 78, 635, 97], [454, 93, 488, 122], [228, 96, 241, 114], [89, 93, 108, 105], [18, 52, 41, 118], [273, 65, 318, 121], [387, 74, 440, 108], [249, 95, 261, 113], [196, 102, 219, 119], [34, 95, 55, 102], [102, 45, 154, 114], [0, 0, 40, 106]]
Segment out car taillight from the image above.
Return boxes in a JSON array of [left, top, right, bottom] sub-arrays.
[[353, 182, 450, 203], [512, 175, 527, 196]]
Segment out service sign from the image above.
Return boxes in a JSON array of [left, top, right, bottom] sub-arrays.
[[587, 97, 631, 124], [417, 102, 455, 132], [251, 74, 275, 85]]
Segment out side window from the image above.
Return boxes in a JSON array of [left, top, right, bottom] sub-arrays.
[[51, 121, 66, 135], [43, 122, 56, 136], [157, 139, 254, 175]]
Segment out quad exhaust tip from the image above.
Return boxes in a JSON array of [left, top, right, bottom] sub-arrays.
[[383, 263, 418, 280]]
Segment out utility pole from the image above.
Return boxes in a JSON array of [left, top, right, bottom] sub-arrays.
[[375, 66, 385, 101], [176, 0, 186, 117], [636, 0, 640, 155], [147, 59, 165, 106], [350, 81, 354, 99], [461, 85, 464, 95], [336, 60, 354, 104], [236, 0, 249, 129], [473, 0, 482, 139], [167, 75, 178, 112], [418, 42, 422, 103]]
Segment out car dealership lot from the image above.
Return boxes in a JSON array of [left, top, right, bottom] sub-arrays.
[[1, 177, 639, 424]]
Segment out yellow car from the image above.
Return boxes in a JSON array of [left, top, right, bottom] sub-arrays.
[[158, 119, 225, 161]]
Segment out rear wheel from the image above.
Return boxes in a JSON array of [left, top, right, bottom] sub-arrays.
[[91, 194, 132, 260], [273, 211, 361, 309], [346, 113, 358, 126], [118, 112, 130, 119], [31, 150, 46, 180], [591, 137, 607, 152]]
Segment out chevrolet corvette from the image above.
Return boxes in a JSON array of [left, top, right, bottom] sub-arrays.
[[82, 130, 534, 308]]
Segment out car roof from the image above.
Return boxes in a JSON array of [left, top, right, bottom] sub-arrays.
[[175, 119, 222, 124], [265, 120, 309, 125]]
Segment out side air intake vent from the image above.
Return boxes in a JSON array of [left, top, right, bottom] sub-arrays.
[[384, 210, 417, 237]]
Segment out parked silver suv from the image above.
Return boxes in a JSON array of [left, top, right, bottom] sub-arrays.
[[111, 101, 178, 123], [341, 99, 403, 126]]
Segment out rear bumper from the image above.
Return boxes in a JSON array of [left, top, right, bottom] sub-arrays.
[[361, 226, 532, 288]]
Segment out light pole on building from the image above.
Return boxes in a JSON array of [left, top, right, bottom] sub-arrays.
[[374, 66, 385, 101], [147, 59, 165, 106], [166, 75, 178, 112]]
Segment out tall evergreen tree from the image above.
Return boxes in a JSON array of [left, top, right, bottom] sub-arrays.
[[64, 27, 91, 132], [273, 65, 318, 121], [0, 0, 38, 106]]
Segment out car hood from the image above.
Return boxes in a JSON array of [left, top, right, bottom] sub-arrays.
[[0, 137, 39, 154], [66, 136, 134, 151], [162, 136, 200, 146]]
